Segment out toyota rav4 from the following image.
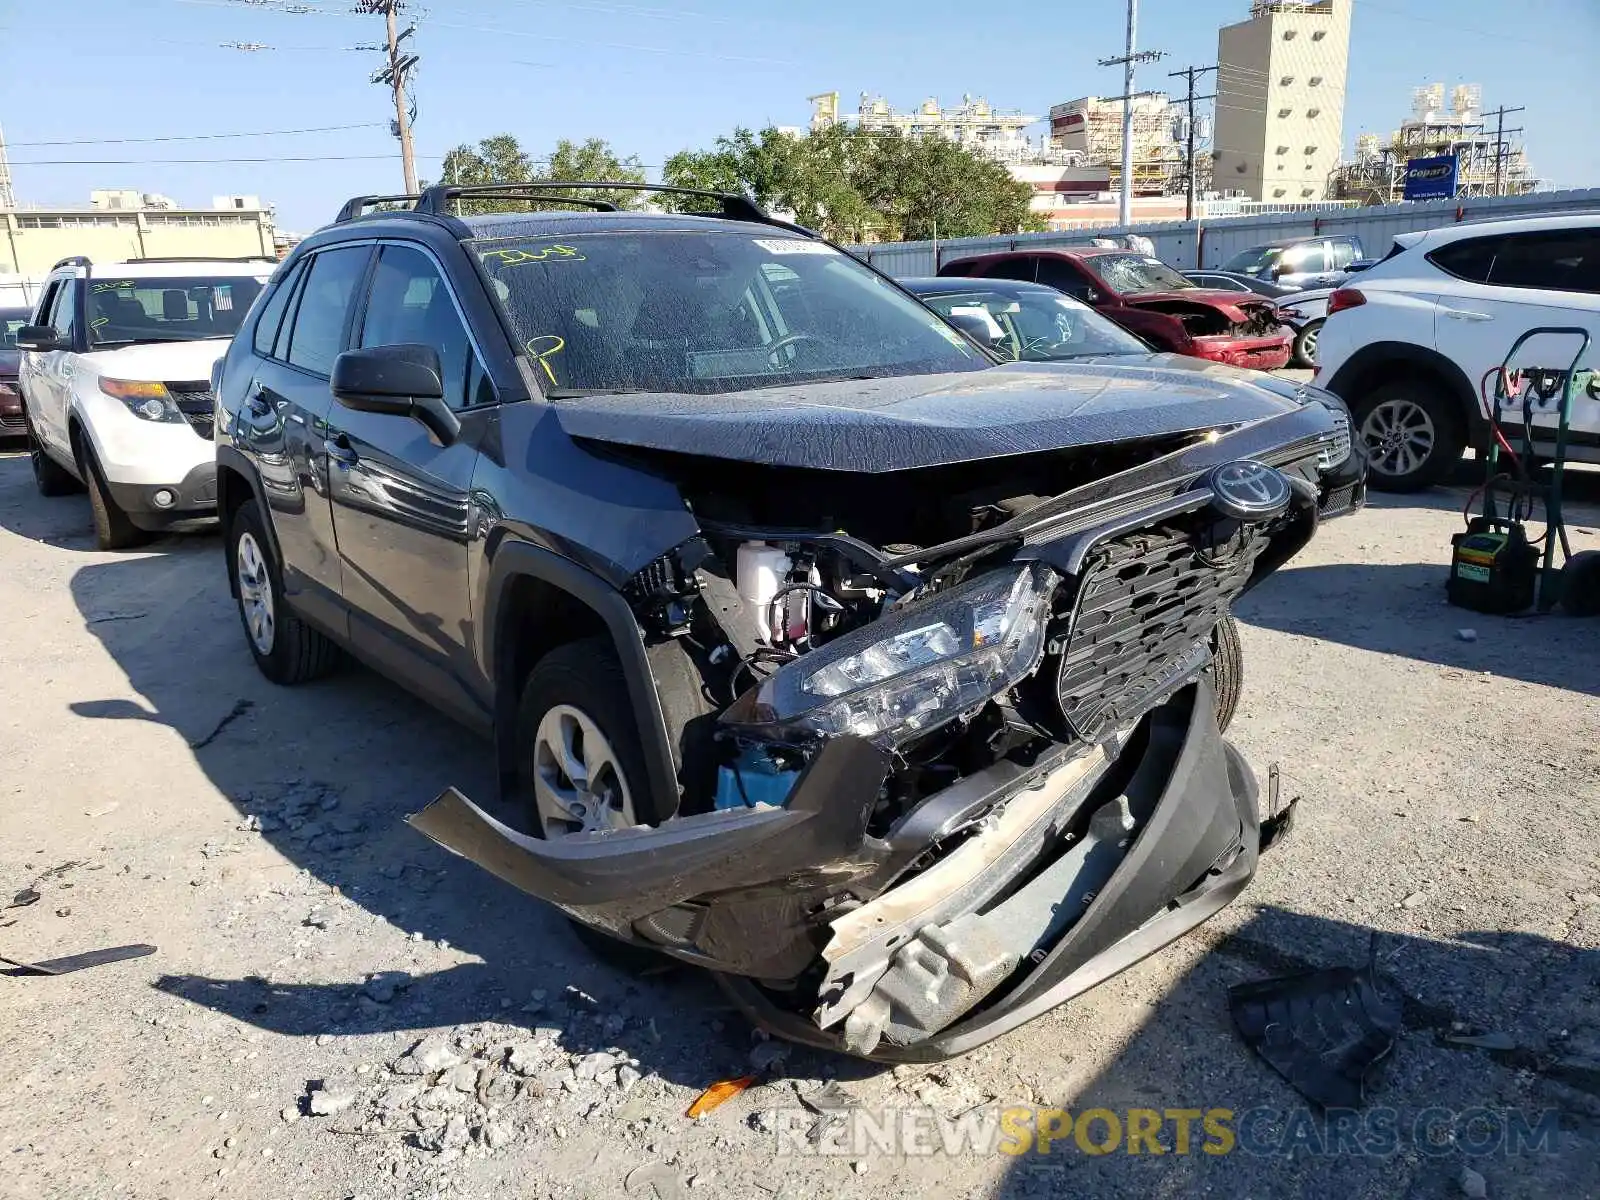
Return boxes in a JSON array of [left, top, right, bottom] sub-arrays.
[[215, 182, 1361, 1060]]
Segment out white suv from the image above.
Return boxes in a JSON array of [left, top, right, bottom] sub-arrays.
[[1315, 214, 1599, 491], [17, 256, 276, 548]]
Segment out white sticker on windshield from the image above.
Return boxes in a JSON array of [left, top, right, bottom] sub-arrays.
[[754, 238, 837, 256], [1144, 257, 1164, 265]]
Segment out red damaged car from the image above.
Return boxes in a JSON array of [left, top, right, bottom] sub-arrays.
[[940, 248, 1293, 372]]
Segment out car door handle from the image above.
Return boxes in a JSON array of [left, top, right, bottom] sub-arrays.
[[324, 435, 359, 468], [1441, 308, 1494, 322]]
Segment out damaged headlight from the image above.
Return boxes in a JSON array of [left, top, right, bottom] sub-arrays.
[[744, 563, 1056, 745]]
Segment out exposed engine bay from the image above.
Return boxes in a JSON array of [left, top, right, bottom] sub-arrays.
[[410, 397, 1361, 1060], [1135, 298, 1285, 340]]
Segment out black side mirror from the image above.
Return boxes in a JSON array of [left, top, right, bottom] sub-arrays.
[[16, 324, 65, 351], [332, 344, 460, 445], [946, 312, 999, 346]]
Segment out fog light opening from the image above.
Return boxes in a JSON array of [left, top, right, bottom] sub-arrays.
[[152, 489, 177, 510]]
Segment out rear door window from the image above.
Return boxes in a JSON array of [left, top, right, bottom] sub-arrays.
[[1484, 230, 1600, 294], [285, 245, 372, 376], [1330, 240, 1357, 269]]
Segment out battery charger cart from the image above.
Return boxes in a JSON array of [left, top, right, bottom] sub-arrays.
[[1448, 326, 1600, 616]]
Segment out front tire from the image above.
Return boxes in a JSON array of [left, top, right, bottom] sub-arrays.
[[515, 637, 668, 971], [1353, 378, 1465, 493], [228, 499, 341, 684], [82, 449, 148, 551], [1292, 319, 1323, 368]]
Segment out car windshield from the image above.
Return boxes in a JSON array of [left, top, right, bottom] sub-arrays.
[[1223, 245, 1283, 274], [473, 230, 986, 395], [1, 308, 30, 348], [1089, 253, 1194, 295], [87, 276, 267, 347], [917, 288, 1149, 361]]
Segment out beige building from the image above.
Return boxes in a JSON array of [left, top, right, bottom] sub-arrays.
[[1213, 0, 1353, 202], [0, 194, 276, 277]]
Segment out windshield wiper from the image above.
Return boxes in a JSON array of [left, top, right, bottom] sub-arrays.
[[92, 335, 225, 348]]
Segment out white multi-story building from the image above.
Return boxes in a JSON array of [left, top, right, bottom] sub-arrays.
[[1213, 0, 1353, 202]]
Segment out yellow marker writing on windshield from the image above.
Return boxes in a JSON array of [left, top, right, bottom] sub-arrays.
[[483, 245, 586, 268], [525, 335, 566, 386]]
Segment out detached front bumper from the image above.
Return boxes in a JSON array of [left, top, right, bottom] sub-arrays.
[[409, 680, 1263, 1061], [1191, 333, 1294, 372]]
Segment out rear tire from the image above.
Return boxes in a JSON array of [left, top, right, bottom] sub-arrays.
[[1353, 378, 1465, 493], [82, 448, 148, 551], [1292, 318, 1323, 368], [227, 499, 341, 684], [1210, 615, 1244, 733], [26, 416, 81, 498], [1560, 551, 1600, 617]]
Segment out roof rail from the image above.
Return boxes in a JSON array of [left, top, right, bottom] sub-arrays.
[[430, 191, 621, 213], [52, 255, 93, 272], [334, 194, 423, 223], [412, 180, 776, 225], [123, 256, 278, 264]]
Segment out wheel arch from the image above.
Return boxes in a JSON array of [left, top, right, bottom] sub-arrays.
[[215, 448, 280, 599], [483, 541, 681, 821], [1324, 341, 1487, 449]]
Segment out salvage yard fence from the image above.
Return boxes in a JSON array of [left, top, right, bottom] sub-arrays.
[[849, 188, 1600, 279]]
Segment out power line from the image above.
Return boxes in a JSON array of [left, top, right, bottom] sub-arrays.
[[10, 153, 443, 166], [1170, 63, 1217, 221], [10, 122, 387, 148]]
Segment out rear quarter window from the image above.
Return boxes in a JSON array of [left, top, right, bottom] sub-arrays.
[[1427, 237, 1500, 283]]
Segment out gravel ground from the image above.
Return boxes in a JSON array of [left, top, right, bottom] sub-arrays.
[[1, 444, 1597, 1200]]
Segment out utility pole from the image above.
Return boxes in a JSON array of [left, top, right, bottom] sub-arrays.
[[1169, 64, 1216, 222], [1099, 0, 1165, 228], [1483, 104, 1525, 196], [356, 0, 419, 194]]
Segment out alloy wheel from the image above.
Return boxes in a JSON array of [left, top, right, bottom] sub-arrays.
[[235, 531, 276, 655], [532, 704, 637, 837], [1360, 397, 1436, 480]]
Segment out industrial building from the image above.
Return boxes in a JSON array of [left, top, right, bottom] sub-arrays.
[[1332, 84, 1537, 203], [0, 190, 278, 281], [1048, 93, 1185, 197], [1213, 0, 1353, 202], [807, 91, 1061, 167]]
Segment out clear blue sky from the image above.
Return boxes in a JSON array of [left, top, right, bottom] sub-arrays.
[[1, 0, 1595, 232]]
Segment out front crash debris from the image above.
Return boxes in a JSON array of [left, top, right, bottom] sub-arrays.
[[411, 405, 1345, 1060]]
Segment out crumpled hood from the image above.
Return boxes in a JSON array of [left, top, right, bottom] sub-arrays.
[[79, 338, 230, 383], [1124, 289, 1275, 322], [554, 359, 1308, 473]]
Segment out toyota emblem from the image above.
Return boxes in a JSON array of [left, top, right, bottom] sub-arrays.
[[1209, 460, 1292, 521]]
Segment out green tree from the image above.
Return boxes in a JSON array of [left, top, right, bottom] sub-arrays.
[[661, 125, 1039, 243], [436, 134, 647, 212], [543, 137, 649, 210]]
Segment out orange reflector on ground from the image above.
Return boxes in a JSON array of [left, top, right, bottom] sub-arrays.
[[685, 1075, 758, 1118]]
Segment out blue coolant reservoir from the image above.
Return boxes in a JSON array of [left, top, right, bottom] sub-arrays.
[[714, 748, 801, 811]]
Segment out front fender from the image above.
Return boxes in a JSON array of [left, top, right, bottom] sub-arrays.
[[480, 539, 682, 819]]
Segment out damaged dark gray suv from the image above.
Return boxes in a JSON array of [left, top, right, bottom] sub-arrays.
[[214, 182, 1364, 1062]]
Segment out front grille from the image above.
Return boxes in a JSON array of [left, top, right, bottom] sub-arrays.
[[169, 385, 216, 442], [1316, 409, 1352, 471], [1055, 524, 1271, 740], [0, 411, 24, 432]]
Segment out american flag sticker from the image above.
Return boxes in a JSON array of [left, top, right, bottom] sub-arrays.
[[215, 288, 234, 312]]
